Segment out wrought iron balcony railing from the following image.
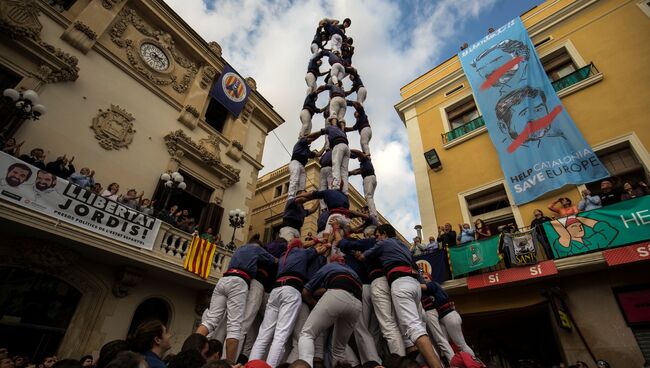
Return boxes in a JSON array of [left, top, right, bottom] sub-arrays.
[[551, 62, 598, 92], [441, 115, 485, 144]]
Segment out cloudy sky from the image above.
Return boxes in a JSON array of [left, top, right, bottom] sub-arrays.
[[165, 0, 542, 239]]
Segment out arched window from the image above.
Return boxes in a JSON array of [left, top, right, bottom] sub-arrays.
[[0, 267, 82, 362], [128, 298, 171, 336]]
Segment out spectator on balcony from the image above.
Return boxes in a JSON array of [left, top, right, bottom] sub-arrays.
[[92, 182, 103, 195], [201, 227, 216, 243], [19, 148, 46, 170], [577, 189, 602, 212], [69, 168, 95, 190], [426, 236, 439, 251], [548, 197, 579, 217], [530, 209, 552, 228], [438, 223, 457, 248], [179, 217, 197, 233], [598, 179, 622, 207], [2, 138, 24, 157], [411, 236, 425, 256], [621, 181, 648, 201], [158, 205, 179, 225], [101, 183, 120, 201], [457, 224, 475, 244], [474, 219, 491, 240], [119, 189, 144, 209], [45, 155, 75, 179], [139, 198, 155, 216]]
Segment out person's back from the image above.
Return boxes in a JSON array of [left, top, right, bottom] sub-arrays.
[[105, 352, 146, 368], [167, 350, 206, 368]]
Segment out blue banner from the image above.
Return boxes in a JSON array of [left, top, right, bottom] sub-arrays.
[[414, 249, 449, 284], [209, 64, 250, 117], [458, 18, 609, 204]]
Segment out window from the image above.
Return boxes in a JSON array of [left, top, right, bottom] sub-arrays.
[[274, 185, 283, 198], [204, 98, 229, 133], [541, 47, 578, 82], [128, 298, 171, 335], [263, 223, 283, 243], [445, 96, 479, 130], [584, 141, 649, 193], [45, 0, 77, 11], [283, 182, 289, 194], [465, 184, 516, 235]]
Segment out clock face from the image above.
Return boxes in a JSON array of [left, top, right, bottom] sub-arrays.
[[139, 43, 169, 71]]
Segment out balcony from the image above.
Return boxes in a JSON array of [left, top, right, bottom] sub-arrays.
[[551, 62, 599, 92], [0, 195, 233, 284], [441, 115, 486, 144]]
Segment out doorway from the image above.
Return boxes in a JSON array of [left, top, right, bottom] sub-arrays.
[[460, 303, 562, 367], [0, 267, 81, 363]]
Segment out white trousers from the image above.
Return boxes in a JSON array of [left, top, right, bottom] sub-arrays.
[[391, 277, 429, 345], [330, 63, 346, 85], [363, 175, 377, 219], [353, 284, 381, 364], [243, 292, 270, 358], [359, 126, 372, 156], [329, 96, 347, 123], [330, 143, 350, 194], [286, 303, 325, 362], [299, 289, 362, 368], [299, 109, 313, 137], [288, 160, 306, 199], [357, 86, 367, 105], [319, 166, 332, 209], [238, 279, 265, 355], [305, 72, 317, 94], [425, 309, 455, 361], [330, 34, 343, 54], [370, 276, 407, 355], [279, 226, 300, 242], [440, 310, 475, 356], [250, 286, 303, 368], [201, 276, 248, 340]]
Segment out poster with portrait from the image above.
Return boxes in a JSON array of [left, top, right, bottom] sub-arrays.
[[0, 152, 161, 250], [458, 17, 609, 204], [502, 228, 539, 266]]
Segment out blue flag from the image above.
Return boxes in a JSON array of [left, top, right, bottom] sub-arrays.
[[209, 64, 250, 117], [458, 18, 609, 204], [414, 249, 449, 284]]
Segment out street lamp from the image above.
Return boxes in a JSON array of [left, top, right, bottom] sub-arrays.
[[159, 171, 186, 212], [1, 88, 47, 146], [227, 208, 246, 250]]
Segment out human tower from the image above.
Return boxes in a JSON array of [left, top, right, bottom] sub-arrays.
[[196, 17, 477, 368]]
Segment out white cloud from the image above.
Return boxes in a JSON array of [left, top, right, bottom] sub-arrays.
[[164, 0, 497, 239]]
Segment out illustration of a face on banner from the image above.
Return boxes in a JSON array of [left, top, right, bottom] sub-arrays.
[[471, 39, 530, 94], [495, 86, 566, 153]]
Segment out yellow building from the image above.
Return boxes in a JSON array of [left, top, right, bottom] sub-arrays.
[[395, 0, 650, 366], [250, 160, 408, 244], [0, 0, 282, 361]]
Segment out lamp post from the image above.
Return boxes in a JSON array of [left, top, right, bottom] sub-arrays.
[[159, 171, 186, 212], [227, 208, 246, 250], [1, 88, 47, 146]]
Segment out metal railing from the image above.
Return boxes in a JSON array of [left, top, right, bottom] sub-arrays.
[[551, 62, 598, 92], [441, 115, 486, 144]]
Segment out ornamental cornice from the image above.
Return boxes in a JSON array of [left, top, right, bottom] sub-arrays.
[[164, 129, 240, 187]]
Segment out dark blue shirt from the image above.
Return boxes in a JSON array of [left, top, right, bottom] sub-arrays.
[[320, 125, 348, 148], [339, 237, 384, 282], [312, 189, 349, 210], [424, 281, 449, 308], [351, 74, 364, 91], [144, 351, 166, 368], [363, 237, 414, 269], [349, 104, 370, 131], [228, 244, 276, 277], [277, 247, 318, 279], [317, 210, 330, 232], [282, 198, 309, 229], [307, 52, 323, 75], [323, 51, 344, 66], [304, 262, 360, 292], [323, 22, 345, 38], [319, 150, 332, 167], [303, 92, 319, 114], [359, 156, 375, 178], [291, 137, 315, 166], [306, 254, 326, 280], [312, 27, 324, 45]]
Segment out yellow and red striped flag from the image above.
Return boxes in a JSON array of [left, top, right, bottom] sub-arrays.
[[183, 236, 218, 279]]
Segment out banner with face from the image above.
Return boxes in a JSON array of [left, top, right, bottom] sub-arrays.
[[459, 18, 609, 204]]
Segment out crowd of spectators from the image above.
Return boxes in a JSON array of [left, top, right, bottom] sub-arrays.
[[0, 319, 419, 368], [408, 177, 648, 265]]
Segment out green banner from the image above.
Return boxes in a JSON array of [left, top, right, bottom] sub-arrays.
[[448, 236, 501, 277], [543, 196, 650, 258]]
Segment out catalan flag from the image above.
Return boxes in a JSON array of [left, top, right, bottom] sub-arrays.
[[183, 236, 218, 279]]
